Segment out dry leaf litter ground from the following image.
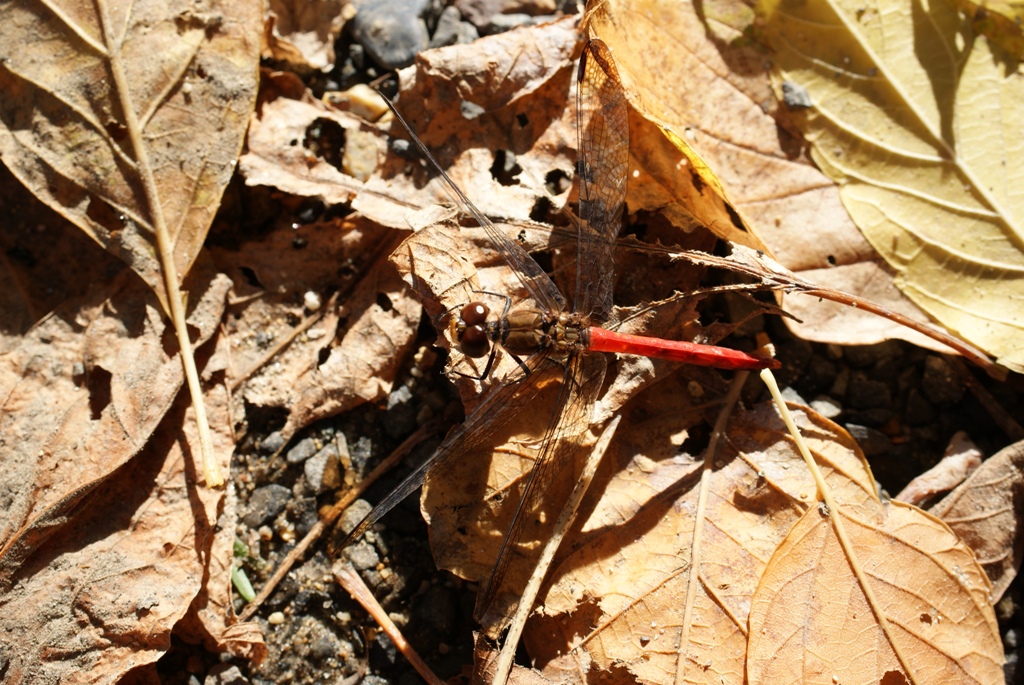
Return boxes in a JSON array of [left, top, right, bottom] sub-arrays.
[[2, 0, 1023, 684]]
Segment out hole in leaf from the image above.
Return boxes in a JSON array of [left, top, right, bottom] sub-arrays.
[[545, 168, 571, 196], [239, 266, 262, 288], [304, 117, 347, 171], [88, 366, 113, 420], [530, 196, 553, 223], [490, 150, 522, 186]]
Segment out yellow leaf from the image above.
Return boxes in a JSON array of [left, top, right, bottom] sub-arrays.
[[761, 0, 1024, 371]]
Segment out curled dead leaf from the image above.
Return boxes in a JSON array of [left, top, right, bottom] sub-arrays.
[[931, 439, 1024, 602], [262, 0, 346, 73], [240, 95, 383, 203], [355, 17, 581, 230], [211, 216, 420, 441]]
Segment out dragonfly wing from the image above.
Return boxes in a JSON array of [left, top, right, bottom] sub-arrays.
[[381, 96, 566, 314], [575, 39, 629, 323], [473, 351, 607, 635], [336, 353, 547, 551]]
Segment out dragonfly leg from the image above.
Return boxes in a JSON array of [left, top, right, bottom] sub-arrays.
[[449, 341, 500, 381]]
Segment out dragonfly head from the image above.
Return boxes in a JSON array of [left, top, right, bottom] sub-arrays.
[[456, 302, 491, 358]]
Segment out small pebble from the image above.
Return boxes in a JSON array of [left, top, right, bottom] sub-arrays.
[[344, 539, 380, 572], [286, 437, 319, 464], [809, 395, 842, 419], [461, 100, 486, 120], [847, 373, 892, 410], [352, 0, 430, 69], [781, 81, 812, 109], [921, 356, 963, 405], [324, 83, 389, 121], [429, 5, 480, 47], [485, 13, 551, 34], [780, 386, 806, 405], [243, 484, 292, 528], [339, 499, 374, 534], [304, 444, 342, 494], [260, 431, 286, 455], [349, 436, 374, 470], [343, 127, 381, 181], [829, 366, 849, 397], [268, 611, 286, 625], [387, 385, 413, 409], [303, 291, 321, 312], [204, 665, 248, 685], [845, 423, 891, 457]]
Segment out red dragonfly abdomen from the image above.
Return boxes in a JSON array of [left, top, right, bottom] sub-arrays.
[[585, 326, 779, 370]]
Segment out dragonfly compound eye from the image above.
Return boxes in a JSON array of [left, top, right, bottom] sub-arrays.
[[460, 302, 489, 326], [460, 325, 490, 358]]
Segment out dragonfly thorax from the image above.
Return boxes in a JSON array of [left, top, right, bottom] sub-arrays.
[[452, 299, 589, 361], [502, 309, 587, 355]]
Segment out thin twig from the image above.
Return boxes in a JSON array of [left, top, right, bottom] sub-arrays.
[[334, 562, 445, 685]]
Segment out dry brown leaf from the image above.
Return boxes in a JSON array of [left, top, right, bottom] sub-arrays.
[[0, 0, 260, 309], [354, 17, 581, 230], [0, 165, 132, 348], [263, 0, 346, 73], [895, 431, 983, 506], [747, 500, 1002, 684], [521, 401, 871, 684], [0, 266, 230, 586], [240, 95, 382, 204], [956, 0, 1024, 60], [760, 0, 1024, 371], [931, 439, 1024, 601], [0, 368, 235, 684], [587, 0, 949, 352], [211, 215, 420, 441]]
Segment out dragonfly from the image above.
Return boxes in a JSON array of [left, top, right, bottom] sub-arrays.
[[341, 38, 778, 635]]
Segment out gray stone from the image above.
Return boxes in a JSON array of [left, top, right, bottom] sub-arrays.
[[353, 0, 430, 69], [260, 431, 285, 455], [205, 665, 249, 685], [344, 539, 380, 571], [243, 484, 292, 527], [921, 355, 963, 405], [430, 5, 479, 47], [845, 423, 891, 457], [286, 437, 318, 464], [304, 444, 342, 494]]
